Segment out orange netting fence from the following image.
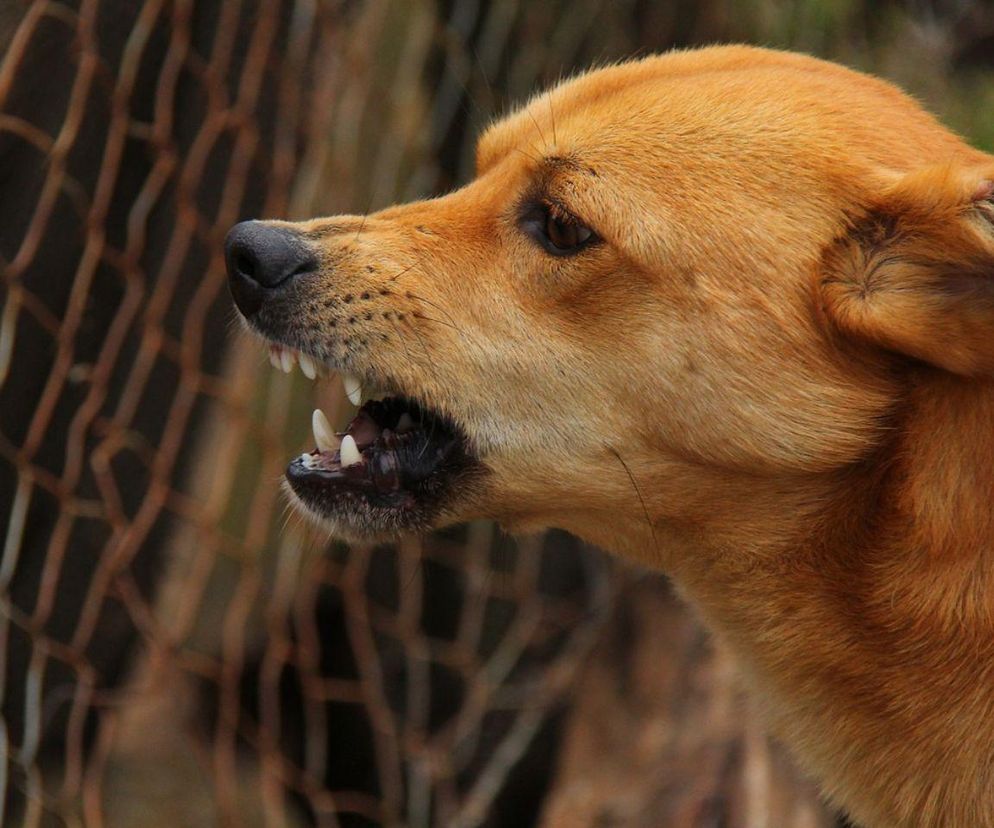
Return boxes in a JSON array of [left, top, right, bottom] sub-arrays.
[[0, 2, 626, 824]]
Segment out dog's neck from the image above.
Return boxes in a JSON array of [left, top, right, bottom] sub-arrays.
[[886, 373, 994, 562], [600, 371, 994, 589], [618, 372, 994, 824]]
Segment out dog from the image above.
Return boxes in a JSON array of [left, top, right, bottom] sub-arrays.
[[226, 45, 994, 827]]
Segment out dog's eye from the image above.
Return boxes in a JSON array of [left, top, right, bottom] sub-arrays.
[[522, 203, 596, 256], [545, 212, 593, 252]]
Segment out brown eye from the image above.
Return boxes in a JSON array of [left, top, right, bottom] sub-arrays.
[[521, 202, 597, 256], [543, 211, 594, 254]]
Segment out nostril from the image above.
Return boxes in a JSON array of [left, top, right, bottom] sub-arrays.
[[234, 251, 257, 281], [287, 258, 317, 282]]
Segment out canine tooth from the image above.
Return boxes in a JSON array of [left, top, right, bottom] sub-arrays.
[[396, 413, 414, 432], [299, 353, 317, 380], [312, 408, 338, 453], [340, 434, 362, 467], [343, 373, 362, 406]]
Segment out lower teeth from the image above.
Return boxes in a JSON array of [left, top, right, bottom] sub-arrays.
[[340, 434, 362, 467]]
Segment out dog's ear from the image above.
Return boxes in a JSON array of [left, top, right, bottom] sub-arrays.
[[820, 164, 994, 376]]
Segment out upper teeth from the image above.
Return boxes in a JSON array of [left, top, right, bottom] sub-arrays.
[[266, 346, 369, 406], [312, 408, 338, 453], [343, 373, 362, 406], [269, 345, 300, 374], [299, 353, 317, 380]]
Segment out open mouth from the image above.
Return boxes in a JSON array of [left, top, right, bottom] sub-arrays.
[[269, 345, 476, 536]]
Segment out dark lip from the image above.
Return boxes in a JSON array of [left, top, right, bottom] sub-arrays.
[[284, 396, 478, 527]]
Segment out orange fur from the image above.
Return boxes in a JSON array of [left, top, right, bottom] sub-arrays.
[[263, 47, 994, 826]]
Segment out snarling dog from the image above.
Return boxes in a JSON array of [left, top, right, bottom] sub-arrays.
[[226, 46, 994, 828]]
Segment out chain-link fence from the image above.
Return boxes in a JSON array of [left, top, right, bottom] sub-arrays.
[[2, 1, 992, 825]]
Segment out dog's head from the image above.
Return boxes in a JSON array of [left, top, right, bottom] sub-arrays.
[[226, 46, 994, 557]]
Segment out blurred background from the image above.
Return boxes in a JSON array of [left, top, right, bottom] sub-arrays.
[[0, 1, 991, 826]]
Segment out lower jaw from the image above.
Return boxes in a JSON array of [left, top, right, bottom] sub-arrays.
[[282, 441, 512, 543], [281, 475, 460, 541]]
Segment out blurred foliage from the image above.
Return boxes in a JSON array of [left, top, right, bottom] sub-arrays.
[[315, 0, 994, 222], [716, 0, 994, 151]]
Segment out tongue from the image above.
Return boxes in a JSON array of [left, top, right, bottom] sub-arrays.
[[345, 409, 382, 449]]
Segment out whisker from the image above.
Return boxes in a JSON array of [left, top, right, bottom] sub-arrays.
[[608, 447, 659, 559], [403, 320, 443, 460], [444, 42, 485, 122], [353, 212, 369, 243], [548, 92, 558, 147], [387, 315, 418, 373], [525, 106, 549, 151], [353, 193, 375, 243], [468, 42, 495, 112], [403, 291, 468, 335], [410, 312, 463, 332], [279, 506, 298, 536], [387, 260, 421, 283], [511, 146, 542, 166], [385, 314, 443, 460], [278, 487, 302, 535]]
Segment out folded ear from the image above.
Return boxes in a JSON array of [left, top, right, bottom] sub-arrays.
[[820, 164, 994, 376]]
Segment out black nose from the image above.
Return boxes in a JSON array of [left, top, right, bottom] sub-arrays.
[[225, 221, 317, 317]]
